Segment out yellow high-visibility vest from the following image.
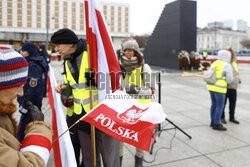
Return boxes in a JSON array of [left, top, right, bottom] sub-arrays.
[[207, 60, 228, 93], [47, 50, 52, 55], [203, 51, 207, 58], [124, 66, 151, 104], [65, 51, 98, 116]]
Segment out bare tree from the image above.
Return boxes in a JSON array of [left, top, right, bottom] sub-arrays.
[[240, 39, 250, 49], [132, 34, 150, 48]]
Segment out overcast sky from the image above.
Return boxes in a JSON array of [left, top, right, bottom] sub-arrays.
[[112, 0, 250, 35]]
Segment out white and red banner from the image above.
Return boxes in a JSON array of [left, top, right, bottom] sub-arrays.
[[201, 55, 250, 64], [80, 90, 166, 151], [47, 65, 77, 167], [85, 0, 121, 102]]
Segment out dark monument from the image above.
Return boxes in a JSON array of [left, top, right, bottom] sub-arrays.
[[144, 0, 197, 69]]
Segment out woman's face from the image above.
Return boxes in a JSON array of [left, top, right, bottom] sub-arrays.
[[21, 51, 29, 57], [124, 49, 135, 59]]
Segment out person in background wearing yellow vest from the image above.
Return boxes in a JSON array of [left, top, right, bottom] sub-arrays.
[[207, 50, 233, 131], [221, 47, 241, 124], [119, 39, 156, 167], [203, 51, 207, 61], [51, 28, 120, 167]]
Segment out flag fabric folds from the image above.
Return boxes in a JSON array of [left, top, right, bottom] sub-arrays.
[[85, 0, 122, 103], [80, 90, 167, 151], [47, 65, 77, 167]]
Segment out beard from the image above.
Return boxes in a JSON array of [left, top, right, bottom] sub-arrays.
[[0, 100, 17, 115]]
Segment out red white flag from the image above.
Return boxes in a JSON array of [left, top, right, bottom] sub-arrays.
[[80, 90, 166, 151], [85, 0, 121, 102], [47, 65, 77, 167]]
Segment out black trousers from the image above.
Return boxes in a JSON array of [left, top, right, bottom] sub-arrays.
[[221, 89, 237, 120]]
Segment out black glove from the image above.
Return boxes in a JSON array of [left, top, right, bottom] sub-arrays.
[[85, 72, 97, 87], [25, 101, 44, 121]]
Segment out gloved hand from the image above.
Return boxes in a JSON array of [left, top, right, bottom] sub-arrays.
[[63, 98, 74, 107], [25, 101, 44, 121], [85, 72, 97, 87], [127, 84, 139, 94]]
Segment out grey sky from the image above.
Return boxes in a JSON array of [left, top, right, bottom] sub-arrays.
[[112, 0, 250, 35]]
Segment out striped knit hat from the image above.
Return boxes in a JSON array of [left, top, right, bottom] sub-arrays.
[[0, 47, 29, 90]]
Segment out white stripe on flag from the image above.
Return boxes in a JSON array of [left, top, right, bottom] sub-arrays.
[[48, 65, 77, 167]]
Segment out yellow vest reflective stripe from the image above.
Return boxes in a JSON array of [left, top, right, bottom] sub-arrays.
[[65, 51, 98, 116], [207, 60, 228, 93], [124, 66, 151, 104]]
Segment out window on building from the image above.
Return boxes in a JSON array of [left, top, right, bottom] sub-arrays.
[[16, 1, 22, 27], [55, 1, 59, 29], [7, 0, 12, 27], [125, 7, 129, 33], [63, 1, 67, 28], [0, 1, 2, 26], [37, 0, 41, 28], [72, 2, 76, 30], [27, 0, 32, 27], [80, 3, 84, 30]]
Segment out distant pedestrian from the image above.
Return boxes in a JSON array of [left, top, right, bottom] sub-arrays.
[[203, 51, 207, 61], [17, 42, 47, 142], [207, 50, 233, 131], [221, 47, 241, 124]]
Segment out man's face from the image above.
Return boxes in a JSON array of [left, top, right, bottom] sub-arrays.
[[0, 86, 24, 105], [54, 44, 75, 59]]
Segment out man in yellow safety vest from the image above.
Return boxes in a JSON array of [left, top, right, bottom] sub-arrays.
[[51, 28, 120, 167]]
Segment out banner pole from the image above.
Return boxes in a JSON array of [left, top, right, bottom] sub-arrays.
[[87, 44, 96, 167]]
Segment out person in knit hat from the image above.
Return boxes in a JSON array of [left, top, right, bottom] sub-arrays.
[[119, 39, 156, 167], [51, 28, 120, 167], [0, 47, 52, 167], [17, 42, 48, 142]]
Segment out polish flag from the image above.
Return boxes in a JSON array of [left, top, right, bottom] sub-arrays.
[[47, 65, 77, 167], [80, 90, 166, 151], [85, 0, 122, 102]]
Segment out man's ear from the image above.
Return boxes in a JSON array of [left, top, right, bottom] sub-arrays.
[[71, 44, 76, 48]]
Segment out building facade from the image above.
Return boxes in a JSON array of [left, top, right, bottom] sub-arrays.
[[197, 28, 248, 51], [237, 20, 248, 32], [0, 0, 130, 49]]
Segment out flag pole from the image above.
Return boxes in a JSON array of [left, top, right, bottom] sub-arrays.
[[84, 1, 96, 166], [87, 44, 96, 167]]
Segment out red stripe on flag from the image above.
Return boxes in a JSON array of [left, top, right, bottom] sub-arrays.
[[95, 10, 121, 92], [81, 104, 158, 151], [47, 76, 62, 167], [85, 1, 98, 75], [20, 135, 51, 151]]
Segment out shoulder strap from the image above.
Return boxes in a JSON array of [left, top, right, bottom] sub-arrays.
[[141, 64, 144, 83]]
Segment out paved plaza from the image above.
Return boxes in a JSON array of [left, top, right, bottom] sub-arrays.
[[14, 61, 250, 167]]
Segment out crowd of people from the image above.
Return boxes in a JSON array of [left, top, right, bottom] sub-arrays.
[[0, 28, 155, 167], [0, 27, 242, 167]]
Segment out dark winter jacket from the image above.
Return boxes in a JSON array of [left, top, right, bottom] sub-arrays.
[[18, 42, 47, 110]]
